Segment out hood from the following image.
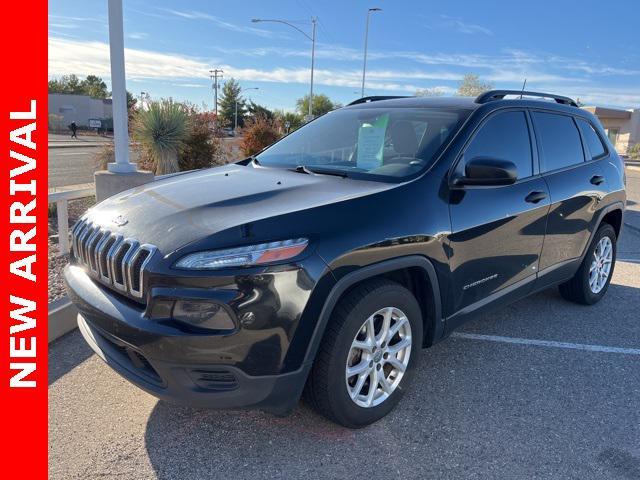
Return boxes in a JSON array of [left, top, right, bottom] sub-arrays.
[[84, 164, 394, 253]]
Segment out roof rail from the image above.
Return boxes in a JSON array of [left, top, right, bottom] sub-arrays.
[[475, 90, 578, 107], [347, 95, 410, 106]]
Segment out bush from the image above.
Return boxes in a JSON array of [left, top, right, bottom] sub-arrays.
[[241, 116, 280, 157], [629, 143, 640, 160], [132, 100, 190, 175], [93, 143, 115, 171], [48, 113, 65, 133], [179, 111, 229, 170]]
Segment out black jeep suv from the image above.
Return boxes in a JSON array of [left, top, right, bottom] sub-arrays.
[[65, 90, 626, 428]]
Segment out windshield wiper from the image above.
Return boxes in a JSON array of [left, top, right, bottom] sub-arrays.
[[290, 165, 348, 178]]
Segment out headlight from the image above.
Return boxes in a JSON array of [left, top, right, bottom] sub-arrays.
[[174, 238, 309, 270]]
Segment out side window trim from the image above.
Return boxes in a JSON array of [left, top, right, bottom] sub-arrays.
[[571, 116, 588, 163], [524, 109, 540, 176], [453, 108, 535, 183]]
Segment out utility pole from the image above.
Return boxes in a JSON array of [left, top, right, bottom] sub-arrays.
[[209, 69, 224, 116]]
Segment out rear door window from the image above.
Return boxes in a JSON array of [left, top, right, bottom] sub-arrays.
[[532, 112, 584, 172], [463, 111, 533, 179], [576, 118, 607, 160]]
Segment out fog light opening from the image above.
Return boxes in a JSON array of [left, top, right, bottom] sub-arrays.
[[172, 300, 236, 331]]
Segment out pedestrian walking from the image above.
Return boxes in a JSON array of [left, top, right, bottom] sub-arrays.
[[69, 121, 78, 139]]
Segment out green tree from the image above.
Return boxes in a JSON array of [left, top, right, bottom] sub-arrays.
[[455, 74, 493, 97], [246, 101, 273, 121], [81, 75, 109, 98], [274, 109, 303, 133], [296, 94, 341, 118], [218, 78, 245, 128], [48, 74, 84, 94]]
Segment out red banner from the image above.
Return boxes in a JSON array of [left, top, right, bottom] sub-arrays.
[[0, 0, 48, 477]]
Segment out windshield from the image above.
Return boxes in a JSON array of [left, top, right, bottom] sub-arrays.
[[255, 107, 468, 181]]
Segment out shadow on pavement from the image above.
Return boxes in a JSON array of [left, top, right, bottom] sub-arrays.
[[142, 283, 640, 480], [48, 329, 94, 385]]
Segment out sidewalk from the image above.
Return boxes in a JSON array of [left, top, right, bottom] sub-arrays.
[[49, 133, 113, 149]]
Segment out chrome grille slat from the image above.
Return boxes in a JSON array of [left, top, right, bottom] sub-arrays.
[[86, 228, 104, 273], [70, 219, 156, 300]]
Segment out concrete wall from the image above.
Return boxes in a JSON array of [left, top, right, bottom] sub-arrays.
[[586, 107, 640, 155], [49, 93, 113, 128]]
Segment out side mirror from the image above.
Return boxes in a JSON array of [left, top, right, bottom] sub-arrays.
[[454, 157, 518, 186]]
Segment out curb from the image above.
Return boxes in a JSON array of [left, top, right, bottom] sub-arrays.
[[49, 143, 110, 149], [626, 165, 640, 173], [48, 296, 78, 343]]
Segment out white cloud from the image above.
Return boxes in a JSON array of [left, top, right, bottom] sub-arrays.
[[48, 37, 640, 107], [171, 83, 208, 88], [157, 8, 281, 38], [439, 15, 493, 36], [127, 32, 148, 40]]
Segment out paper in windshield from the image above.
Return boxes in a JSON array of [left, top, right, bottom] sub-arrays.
[[356, 114, 389, 170]]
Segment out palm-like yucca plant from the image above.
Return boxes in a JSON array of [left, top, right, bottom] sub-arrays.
[[133, 100, 190, 175]]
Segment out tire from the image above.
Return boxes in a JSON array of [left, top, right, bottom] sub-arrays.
[[304, 278, 423, 428], [559, 223, 617, 305]]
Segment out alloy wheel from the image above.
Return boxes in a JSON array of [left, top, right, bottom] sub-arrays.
[[589, 236, 613, 294], [345, 307, 412, 408]]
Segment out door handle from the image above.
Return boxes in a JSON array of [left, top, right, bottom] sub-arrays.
[[525, 191, 547, 204], [590, 175, 605, 186]]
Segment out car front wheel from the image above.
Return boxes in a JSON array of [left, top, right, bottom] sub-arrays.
[[304, 279, 423, 428]]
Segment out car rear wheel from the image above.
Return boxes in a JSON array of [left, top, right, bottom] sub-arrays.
[[559, 223, 617, 305], [304, 279, 422, 428]]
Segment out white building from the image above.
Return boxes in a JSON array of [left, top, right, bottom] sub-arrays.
[[584, 106, 640, 155], [48, 93, 113, 130]]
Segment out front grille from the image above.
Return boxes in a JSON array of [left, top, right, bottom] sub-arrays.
[[71, 219, 157, 299]]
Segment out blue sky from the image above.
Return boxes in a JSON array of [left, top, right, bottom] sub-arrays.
[[49, 0, 640, 110]]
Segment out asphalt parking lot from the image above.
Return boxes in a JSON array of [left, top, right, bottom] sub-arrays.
[[49, 169, 640, 480]]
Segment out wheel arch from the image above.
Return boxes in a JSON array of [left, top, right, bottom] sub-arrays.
[[303, 255, 444, 367], [579, 201, 625, 264], [601, 207, 623, 238]]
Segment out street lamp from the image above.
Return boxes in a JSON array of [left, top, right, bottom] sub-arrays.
[[235, 87, 260, 133], [361, 7, 382, 98], [252, 17, 317, 119]]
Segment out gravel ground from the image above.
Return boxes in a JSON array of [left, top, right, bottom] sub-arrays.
[[48, 196, 94, 303]]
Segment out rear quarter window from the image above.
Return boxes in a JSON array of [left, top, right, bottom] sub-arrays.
[[576, 118, 607, 160], [532, 111, 584, 172]]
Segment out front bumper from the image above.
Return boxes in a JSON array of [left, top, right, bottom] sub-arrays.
[[65, 264, 316, 413]]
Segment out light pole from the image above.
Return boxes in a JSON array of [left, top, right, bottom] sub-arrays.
[[235, 87, 259, 133], [361, 7, 382, 98], [252, 17, 316, 119], [106, 0, 135, 172]]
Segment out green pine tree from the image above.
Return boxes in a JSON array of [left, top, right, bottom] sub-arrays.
[[218, 78, 245, 128]]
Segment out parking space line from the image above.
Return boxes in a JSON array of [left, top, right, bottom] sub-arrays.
[[451, 332, 640, 355]]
